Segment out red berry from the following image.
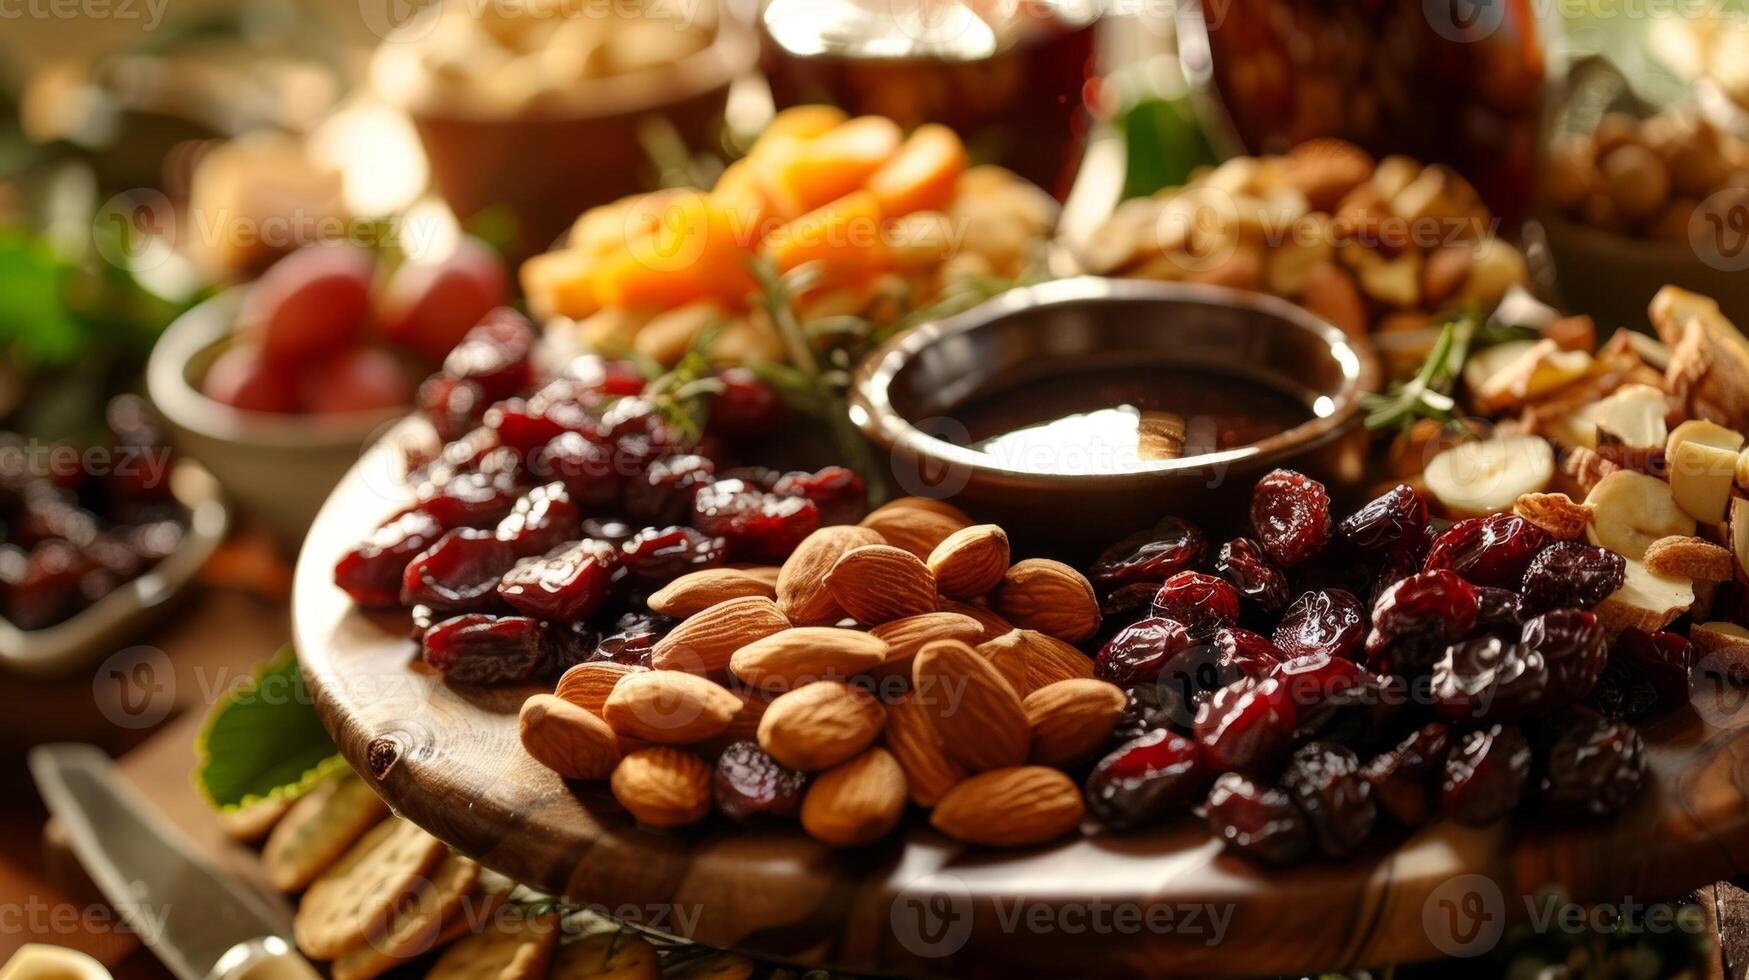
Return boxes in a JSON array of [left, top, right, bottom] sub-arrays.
[[1214, 627, 1290, 679], [1270, 652, 1366, 714], [1214, 537, 1290, 614], [692, 479, 820, 562], [1422, 514, 1549, 588], [1151, 572, 1240, 642], [1095, 616, 1197, 687], [1249, 469, 1332, 567], [497, 539, 619, 620], [1272, 589, 1365, 661], [713, 741, 806, 822], [494, 482, 582, 557], [299, 347, 410, 415], [1206, 772, 1311, 865], [244, 245, 373, 364], [1090, 517, 1205, 588], [442, 308, 534, 400], [335, 509, 445, 606], [1084, 729, 1209, 830], [401, 528, 516, 611], [422, 614, 549, 684], [620, 526, 727, 584], [1281, 741, 1376, 858], [203, 344, 301, 413], [377, 235, 510, 362], [1441, 723, 1531, 825], [772, 467, 867, 526], [1337, 483, 1428, 556], [1194, 676, 1296, 775]]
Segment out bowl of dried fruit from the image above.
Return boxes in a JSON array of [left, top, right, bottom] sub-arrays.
[[849, 276, 1381, 547]]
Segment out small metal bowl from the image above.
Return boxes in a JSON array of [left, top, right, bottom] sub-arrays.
[[849, 278, 1382, 548]]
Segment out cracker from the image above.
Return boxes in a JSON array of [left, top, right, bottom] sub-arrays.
[[427, 909, 559, 980], [293, 818, 446, 960], [548, 931, 661, 980], [329, 853, 481, 980], [218, 795, 289, 844], [264, 773, 390, 893]]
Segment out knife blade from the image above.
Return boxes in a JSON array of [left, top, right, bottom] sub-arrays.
[[28, 743, 312, 980]]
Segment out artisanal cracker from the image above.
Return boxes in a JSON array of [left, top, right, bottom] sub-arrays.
[[218, 796, 289, 843], [547, 931, 662, 979], [293, 818, 447, 960], [427, 909, 559, 980], [329, 853, 482, 980], [264, 773, 390, 893], [1644, 535, 1735, 581]]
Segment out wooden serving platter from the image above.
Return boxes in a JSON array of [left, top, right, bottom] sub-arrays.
[[295, 427, 1749, 978]]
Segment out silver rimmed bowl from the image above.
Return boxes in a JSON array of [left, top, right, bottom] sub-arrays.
[[848, 277, 1382, 547]]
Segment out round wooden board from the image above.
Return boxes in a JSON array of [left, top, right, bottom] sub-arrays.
[[295, 424, 1749, 978]]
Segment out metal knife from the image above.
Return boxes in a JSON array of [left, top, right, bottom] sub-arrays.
[[28, 744, 320, 980]]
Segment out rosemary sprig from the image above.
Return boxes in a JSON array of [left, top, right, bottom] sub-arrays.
[[1360, 308, 1483, 433]]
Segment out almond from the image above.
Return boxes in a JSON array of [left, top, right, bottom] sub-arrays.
[[1023, 679, 1126, 767], [1643, 535, 1734, 581], [1513, 491, 1593, 540], [859, 503, 968, 560], [930, 767, 1086, 847], [648, 569, 777, 618], [881, 691, 968, 806], [554, 662, 645, 716], [940, 599, 1014, 640], [974, 631, 1028, 694], [863, 612, 985, 682], [825, 544, 940, 624], [777, 526, 885, 625], [729, 627, 890, 691], [799, 748, 908, 846], [610, 747, 712, 828], [602, 671, 743, 744], [989, 559, 1100, 642], [874, 496, 974, 524], [519, 694, 622, 780], [926, 524, 1010, 598], [731, 565, 783, 588], [911, 639, 1029, 772], [649, 595, 790, 674], [981, 628, 1096, 693], [757, 680, 886, 771]]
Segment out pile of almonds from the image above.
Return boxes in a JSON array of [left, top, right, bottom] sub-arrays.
[[1544, 108, 1749, 241], [518, 497, 1122, 848]]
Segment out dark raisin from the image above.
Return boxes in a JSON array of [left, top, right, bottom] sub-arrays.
[[1095, 616, 1198, 687], [1205, 772, 1311, 865], [335, 509, 446, 606], [1215, 537, 1290, 614], [1441, 723, 1531, 825], [714, 741, 807, 822], [1360, 722, 1449, 826], [1519, 542, 1625, 612], [422, 614, 548, 683], [1101, 582, 1162, 626], [1368, 546, 1421, 611], [497, 539, 620, 620], [1612, 628, 1697, 712], [771, 467, 867, 526], [1423, 514, 1549, 588], [1194, 676, 1296, 775], [400, 528, 517, 611], [1214, 627, 1289, 679], [1472, 586, 1525, 639], [1337, 483, 1429, 556], [1522, 609, 1608, 710], [1292, 671, 1405, 749], [1150, 572, 1240, 642], [1365, 569, 1480, 668], [547, 620, 602, 672], [692, 479, 821, 562], [494, 482, 582, 557], [1430, 636, 1547, 723], [1273, 589, 1365, 661], [1541, 715, 1648, 817], [1084, 729, 1209, 830], [619, 526, 727, 585], [1249, 469, 1333, 568], [1090, 517, 1206, 589], [1280, 741, 1375, 858], [626, 455, 717, 526], [594, 612, 674, 667], [1114, 681, 1196, 740]]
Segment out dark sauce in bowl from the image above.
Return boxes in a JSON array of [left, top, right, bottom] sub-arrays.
[[950, 366, 1315, 474]]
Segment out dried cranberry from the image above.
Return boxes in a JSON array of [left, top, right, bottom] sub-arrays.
[[692, 480, 820, 562], [1280, 741, 1375, 858], [771, 467, 867, 526], [1150, 572, 1240, 642], [1273, 589, 1365, 662], [619, 526, 727, 584], [1101, 582, 1162, 625], [525, 378, 608, 438], [416, 471, 521, 530], [1215, 537, 1290, 614], [1337, 484, 1429, 556], [1114, 681, 1195, 740], [1472, 586, 1525, 639], [401, 528, 517, 611], [1519, 542, 1625, 612], [1292, 671, 1405, 748], [1205, 772, 1311, 865], [494, 483, 582, 557], [1430, 636, 1547, 723], [497, 539, 620, 620], [564, 355, 646, 396], [422, 614, 548, 683], [1214, 627, 1289, 679], [1084, 729, 1209, 830], [536, 432, 626, 509], [1360, 723, 1449, 826], [709, 368, 785, 437], [580, 517, 636, 546], [419, 375, 485, 442], [1272, 652, 1366, 710], [1613, 628, 1697, 711], [1095, 616, 1198, 687], [1541, 715, 1647, 817], [486, 398, 569, 458], [626, 455, 717, 526], [1423, 514, 1549, 589], [1441, 723, 1531, 825], [1194, 676, 1296, 775], [442, 308, 533, 400], [1249, 469, 1332, 568], [594, 611, 675, 666], [1522, 609, 1607, 710], [721, 466, 782, 491], [335, 509, 445, 606], [714, 741, 807, 822], [1090, 518, 1205, 588], [1365, 570, 1479, 667]]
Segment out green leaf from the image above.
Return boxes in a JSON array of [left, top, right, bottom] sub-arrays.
[[0, 228, 84, 366], [193, 647, 346, 813]]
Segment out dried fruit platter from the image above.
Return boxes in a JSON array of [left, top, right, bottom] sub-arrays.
[[295, 422, 1749, 978]]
